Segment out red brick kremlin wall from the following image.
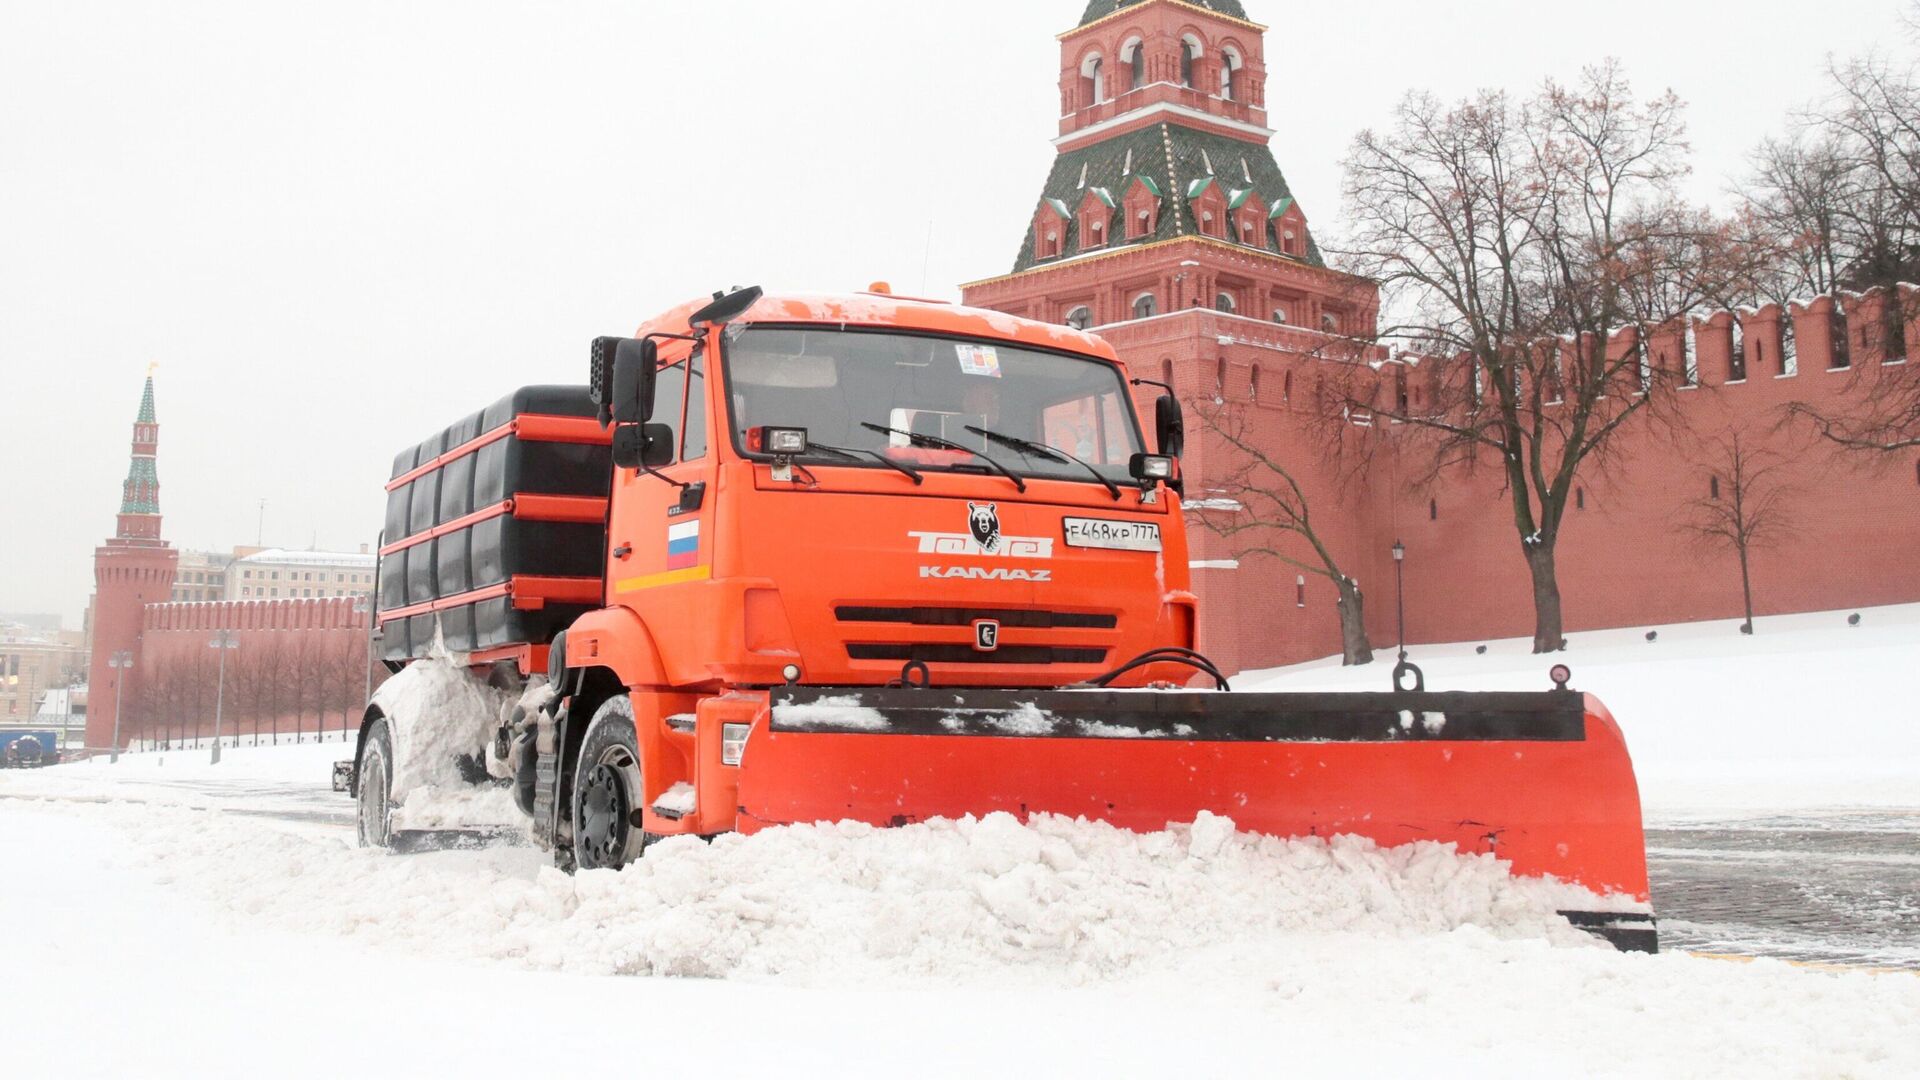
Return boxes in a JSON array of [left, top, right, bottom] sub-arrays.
[[974, 272, 1920, 675]]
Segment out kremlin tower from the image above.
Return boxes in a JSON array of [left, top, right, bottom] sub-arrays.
[[962, 0, 1383, 671], [85, 372, 179, 750]]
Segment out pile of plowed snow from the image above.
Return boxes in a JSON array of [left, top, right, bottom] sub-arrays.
[[110, 803, 1617, 982]]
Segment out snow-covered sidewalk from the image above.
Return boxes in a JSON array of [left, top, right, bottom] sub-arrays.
[[1241, 601, 1920, 816]]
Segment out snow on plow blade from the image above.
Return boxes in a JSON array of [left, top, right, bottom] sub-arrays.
[[740, 686, 1655, 951]]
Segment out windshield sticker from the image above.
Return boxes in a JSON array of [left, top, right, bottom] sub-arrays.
[[955, 344, 1002, 378]]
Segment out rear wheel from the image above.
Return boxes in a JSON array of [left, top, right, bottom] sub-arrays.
[[356, 718, 395, 849], [572, 695, 647, 870]]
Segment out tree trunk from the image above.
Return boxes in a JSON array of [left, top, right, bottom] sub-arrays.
[[1738, 542, 1756, 633], [1524, 541, 1566, 653], [1334, 578, 1376, 666]]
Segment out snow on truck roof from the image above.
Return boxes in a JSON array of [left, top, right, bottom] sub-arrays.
[[635, 291, 1120, 364]]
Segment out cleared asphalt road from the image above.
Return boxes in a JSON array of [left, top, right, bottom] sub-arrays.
[[1647, 811, 1920, 970]]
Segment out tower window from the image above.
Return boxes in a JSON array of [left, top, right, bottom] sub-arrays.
[[1429, 499, 1438, 521], [1215, 292, 1236, 314], [1577, 487, 1585, 510], [1066, 306, 1092, 331], [1132, 293, 1157, 319], [1273, 307, 1289, 325], [1180, 36, 1201, 88], [1710, 475, 1721, 499], [1220, 48, 1242, 101], [1080, 54, 1106, 108], [1283, 370, 1293, 404], [1249, 366, 1260, 401], [1122, 38, 1145, 92], [1084, 218, 1105, 249]]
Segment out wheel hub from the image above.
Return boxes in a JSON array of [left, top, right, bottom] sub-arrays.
[[578, 762, 630, 867]]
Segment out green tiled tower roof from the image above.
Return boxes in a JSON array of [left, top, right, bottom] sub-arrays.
[[121, 457, 160, 514], [119, 376, 160, 517], [1009, 121, 1323, 274], [1078, 0, 1251, 25], [136, 374, 156, 423]]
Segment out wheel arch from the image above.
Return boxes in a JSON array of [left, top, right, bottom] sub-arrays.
[[350, 703, 386, 799]]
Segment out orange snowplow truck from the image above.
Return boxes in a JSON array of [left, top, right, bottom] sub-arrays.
[[357, 286, 1656, 951]]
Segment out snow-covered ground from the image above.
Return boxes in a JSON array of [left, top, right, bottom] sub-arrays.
[[1242, 602, 1920, 816], [3, 603, 1917, 1076]]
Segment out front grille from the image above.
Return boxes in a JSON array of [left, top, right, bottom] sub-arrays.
[[835, 605, 1117, 630], [846, 643, 1110, 665]]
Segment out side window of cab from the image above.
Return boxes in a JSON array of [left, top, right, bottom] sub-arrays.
[[682, 348, 707, 460], [653, 358, 687, 465]]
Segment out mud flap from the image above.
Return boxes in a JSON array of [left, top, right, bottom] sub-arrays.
[[740, 686, 1654, 948]]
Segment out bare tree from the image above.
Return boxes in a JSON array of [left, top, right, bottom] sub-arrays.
[[1193, 405, 1375, 665], [1329, 63, 1739, 652], [228, 644, 273, 747], [1677, 432, 1801, 634], [1751, 52, 1920, 451], [289, 634, 325, 743]]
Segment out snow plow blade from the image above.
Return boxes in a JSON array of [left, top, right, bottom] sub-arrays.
[[739, 685, 1654, 951]]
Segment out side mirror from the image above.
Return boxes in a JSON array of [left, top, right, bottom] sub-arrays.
[[1155, 393, 1185, 459], [613, 339, 659, 425], [590, 336, 659, 427], [613, 423, 676, 471]]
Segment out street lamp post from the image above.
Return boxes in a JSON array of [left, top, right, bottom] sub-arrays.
[[107, 650, 133, 763], [1392, 540, 1407, 661], [209, 631, 239, 764], [352, 592, 375, 745]]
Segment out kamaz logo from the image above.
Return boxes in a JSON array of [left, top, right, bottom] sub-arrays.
[[908, 532, 1055, 559], [919, 567, 1053, 582]]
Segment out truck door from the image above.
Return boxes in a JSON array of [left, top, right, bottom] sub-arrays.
[[606, 346, 716, 613]]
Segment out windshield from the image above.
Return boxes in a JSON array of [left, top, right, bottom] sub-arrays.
[[723, 326, 1145, 485]]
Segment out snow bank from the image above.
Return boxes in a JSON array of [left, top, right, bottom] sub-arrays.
[[108, 801, 1626, 982], [370, 655, 512, 803], [6, 803, 1917, 1079], [1242, 601, 1920, 815]]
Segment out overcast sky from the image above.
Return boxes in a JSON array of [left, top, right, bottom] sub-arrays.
[[1, 0, 1911, 625]]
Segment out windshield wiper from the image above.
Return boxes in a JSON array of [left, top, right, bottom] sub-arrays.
[[808, 442, 924, 485], [964, 425, 1121, 501], [858, 422, 1027, 493]]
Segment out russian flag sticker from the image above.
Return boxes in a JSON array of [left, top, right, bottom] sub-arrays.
[[666, 520, 700, 570]]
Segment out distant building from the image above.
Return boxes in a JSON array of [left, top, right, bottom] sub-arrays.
[[30, 685, 86, 749], [0, 613, 64, 635], [171, 549, 238, 604], [226, 547, 375, 601], [0, 639, 86, 723]]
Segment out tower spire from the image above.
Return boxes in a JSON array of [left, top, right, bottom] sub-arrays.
[[116, 372, 164, 541]]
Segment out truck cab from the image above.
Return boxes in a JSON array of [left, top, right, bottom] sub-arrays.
[[574, 288, 1194, 695], [538, 288, 1195, 860]]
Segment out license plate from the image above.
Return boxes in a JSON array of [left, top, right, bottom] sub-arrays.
[[1062, 517, 1162, 552]]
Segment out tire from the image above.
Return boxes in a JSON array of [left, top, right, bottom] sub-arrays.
[[571, 694, 647, 871], [356, 718, 395, 849]]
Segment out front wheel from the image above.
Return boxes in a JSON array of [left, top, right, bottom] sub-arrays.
[[572, 695, 647, 870], [356, 718, 395, 849]]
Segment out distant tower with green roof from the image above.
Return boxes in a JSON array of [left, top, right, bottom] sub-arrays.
[[86, 370, 180, 750]]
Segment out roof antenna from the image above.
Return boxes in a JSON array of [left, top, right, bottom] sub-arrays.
[[920, 220, 934, 295]]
